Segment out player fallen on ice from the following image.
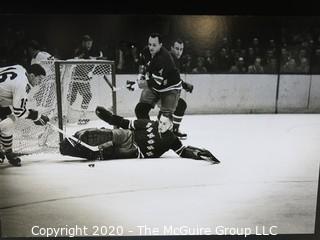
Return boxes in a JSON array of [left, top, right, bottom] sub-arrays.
[[59, 106, 220, 164], [0, 64, 50, 167]]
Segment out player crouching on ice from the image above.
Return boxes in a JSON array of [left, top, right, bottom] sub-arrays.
[[0, 64, 50, 167], [59, 106, 220, 164]]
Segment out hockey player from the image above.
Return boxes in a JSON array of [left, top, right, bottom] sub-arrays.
[[169, 39, 194, 139], [27, 40, 55, 66], [134, 33, 182, 122], [71, 35, 104, 125], [59, 106, 220, 164], [27, 40, 55, 107], [0, 64, 50, 166]]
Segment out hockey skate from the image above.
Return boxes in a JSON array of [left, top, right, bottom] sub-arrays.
[[78, 111, 90, 125], [5, 150, 21, 167]]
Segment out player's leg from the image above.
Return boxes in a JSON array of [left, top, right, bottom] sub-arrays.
[[69, 82, 78, 106], [77, 82, 92, 125], [159, 89, 181, 121], [173, 98, 187, 139], [80, 82, 92, 110], [135, 89, 159, 119], [111, 129, 139, 159], [0, 108, 21, 166]]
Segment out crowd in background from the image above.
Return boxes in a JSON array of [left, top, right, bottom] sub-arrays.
[[1, 25, 320, 74]]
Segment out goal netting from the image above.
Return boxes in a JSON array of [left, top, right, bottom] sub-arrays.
[[13, 59, 116, 154]]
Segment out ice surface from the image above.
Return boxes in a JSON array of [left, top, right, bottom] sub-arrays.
[[0, 114, 319, 237]]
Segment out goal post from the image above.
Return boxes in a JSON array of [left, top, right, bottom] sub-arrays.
[[13, 59, 117, 154], [54, 59, 117, 144]]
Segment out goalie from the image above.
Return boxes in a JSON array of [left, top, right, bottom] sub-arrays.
[[59, 106, 220, 164]]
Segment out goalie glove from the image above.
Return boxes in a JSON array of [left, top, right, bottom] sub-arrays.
[[182, 81, 194, 93], [180, 145, 220, 164]]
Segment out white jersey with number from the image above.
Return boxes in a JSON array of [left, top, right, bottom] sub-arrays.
[[0, 65, 32, 118]]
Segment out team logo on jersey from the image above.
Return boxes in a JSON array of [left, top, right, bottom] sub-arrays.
[[147, 146, 154, 150], [146, 152, 154, 157], [26, 84, 31, 93], [147, 133, 155, 138]]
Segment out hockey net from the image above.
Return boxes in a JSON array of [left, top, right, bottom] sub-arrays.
[[13, 59, 116, 154]]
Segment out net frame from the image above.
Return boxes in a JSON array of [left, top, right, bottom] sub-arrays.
[[54, 59, 117, 143]]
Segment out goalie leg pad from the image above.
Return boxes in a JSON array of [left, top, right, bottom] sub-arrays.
[[74, 128, 113, 146], [60, 138, 97, 159]]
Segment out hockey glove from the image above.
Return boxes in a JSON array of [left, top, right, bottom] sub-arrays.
[[197, 149, 220, 164], [137, 73, 148, 89], [126, 80, 136, 91], [181, 146, 220, 164], [34, 115, 50, 126], [27, 109, 49, 126], [182, 81, 194, 93]]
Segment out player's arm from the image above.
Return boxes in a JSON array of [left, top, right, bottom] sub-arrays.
[[181, 80, 194, 93], [96, 106, 151, 130], [13, 84, 49, 125], [172, 137, 220, 163]]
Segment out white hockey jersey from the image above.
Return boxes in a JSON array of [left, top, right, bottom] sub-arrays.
[[0, 65, 32, 118], [31, 51, 54, 65]]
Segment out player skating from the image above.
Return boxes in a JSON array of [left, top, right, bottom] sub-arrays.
[[0, 64, 50, 166], [134, 33, 182, 123], [59, 106, 220, 164], [169, 38, 194, 139]]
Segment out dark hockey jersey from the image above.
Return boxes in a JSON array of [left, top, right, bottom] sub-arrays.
[[140, 47, 182, 92], [129, 119, 184, 158]]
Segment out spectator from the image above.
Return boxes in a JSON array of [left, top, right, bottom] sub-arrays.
[[247, 47, 256, 66], [203, 49, 215, 72], [297, 57, 310, 73], [229, 57, 247, 73], [116, 41, 139, 73], [74, 34, 103, 59], [192, 57, 208, 73], [281, 58, 299, 73], [248, 57, 264, 73], [264, 58, 278, 74], [180, 54, 193, 73], [311, 49, 320, 74], [216, 48, 232, 73]]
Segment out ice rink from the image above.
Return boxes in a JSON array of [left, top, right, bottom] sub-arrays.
[[0, 114, 319, 237]]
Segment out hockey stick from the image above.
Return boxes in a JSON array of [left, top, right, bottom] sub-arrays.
[[47, 122, 100, 152], [103, 75, 135, 92]]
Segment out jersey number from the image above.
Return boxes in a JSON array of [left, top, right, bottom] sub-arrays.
[[20, 98, 28, 109], [0, 67, 17, 83]]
